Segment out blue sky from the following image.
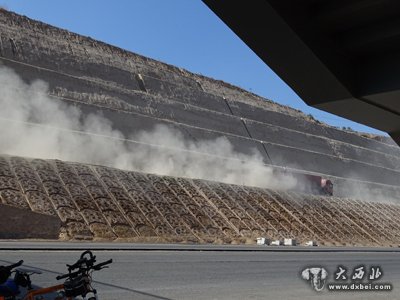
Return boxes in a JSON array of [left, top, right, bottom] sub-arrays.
[[1, 0, 387, 135]]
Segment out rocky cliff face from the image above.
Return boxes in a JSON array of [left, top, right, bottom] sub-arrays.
[[0, 9, 400, 244]]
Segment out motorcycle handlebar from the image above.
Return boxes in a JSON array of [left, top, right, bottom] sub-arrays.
[[67, 257, 90, 271], [56, 270, 79, 280], [6, 260, 24, 271], [0, 260, 23, 284], [93, 259, 112, 270], [67, 250, 96, 272], [80, 250, 95, 260], [56, 258, 112, 280]]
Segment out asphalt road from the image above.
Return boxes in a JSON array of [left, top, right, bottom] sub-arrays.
[[0, 243, 399, 299]]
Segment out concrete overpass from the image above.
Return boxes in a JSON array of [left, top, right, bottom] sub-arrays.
[[202, 0, 400, 145]]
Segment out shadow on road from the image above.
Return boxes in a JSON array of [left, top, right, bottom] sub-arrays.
[[0, 259, 174, 300]]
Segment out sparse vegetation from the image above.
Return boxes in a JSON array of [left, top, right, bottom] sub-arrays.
[[342, 126, 355, 132]]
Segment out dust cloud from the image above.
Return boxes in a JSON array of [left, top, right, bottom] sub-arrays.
[[0, 66, 297, 189]]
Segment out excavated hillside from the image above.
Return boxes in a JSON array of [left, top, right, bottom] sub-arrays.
[[0, 10, 400, 245], [1, 154, 400, 246]]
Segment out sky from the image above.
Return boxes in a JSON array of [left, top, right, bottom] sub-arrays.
[[0, 0, 388, 136]]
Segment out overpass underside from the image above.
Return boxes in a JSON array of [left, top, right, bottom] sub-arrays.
[[203, 0, 400, 145]]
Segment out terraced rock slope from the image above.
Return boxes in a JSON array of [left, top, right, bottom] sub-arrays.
[[1, 155, 400, 246], [0, 10, 400, 245]]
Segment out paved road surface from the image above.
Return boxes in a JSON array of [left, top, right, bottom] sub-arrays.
[[1, 241, 400, 252], [0, 243, 399, 299]]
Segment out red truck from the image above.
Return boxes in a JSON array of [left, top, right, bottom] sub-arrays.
[[273, 169, 333, 196], [301, 174, 333, 196]]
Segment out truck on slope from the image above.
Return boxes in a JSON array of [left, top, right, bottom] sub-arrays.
[[273, 169, 333, 196]]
